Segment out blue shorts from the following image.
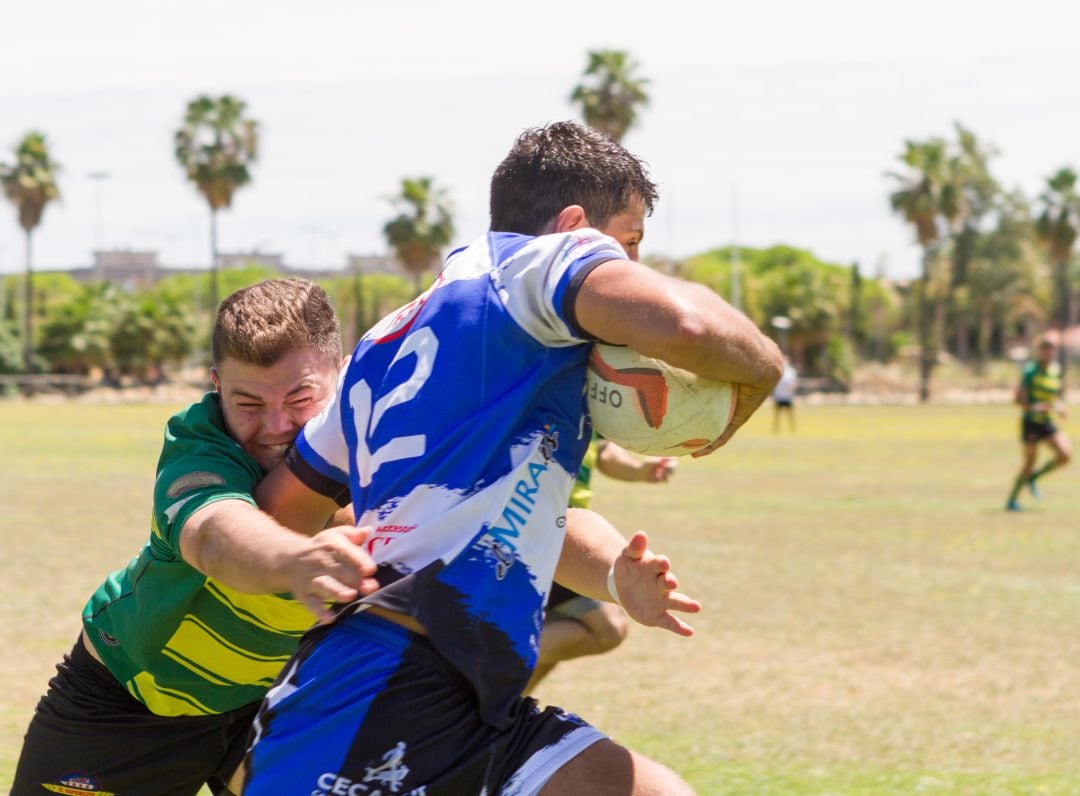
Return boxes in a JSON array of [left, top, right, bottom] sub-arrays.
[[243, 612, 606, 795]]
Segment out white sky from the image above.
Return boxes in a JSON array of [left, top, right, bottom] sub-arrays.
[[2, 0, 1080, 279]]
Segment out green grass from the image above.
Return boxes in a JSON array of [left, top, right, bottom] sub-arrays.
[[2, 400, 1079, 794]]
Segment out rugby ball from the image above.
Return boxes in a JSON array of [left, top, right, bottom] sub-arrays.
[[585, 343, 737, 456]]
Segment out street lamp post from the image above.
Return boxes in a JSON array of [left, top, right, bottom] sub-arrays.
[[771, 315, 792, 355], [88, 171, 110, 254]]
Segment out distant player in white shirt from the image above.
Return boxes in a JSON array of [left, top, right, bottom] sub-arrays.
[[772, 356, 799, 432], [243, 121, 783, 795]]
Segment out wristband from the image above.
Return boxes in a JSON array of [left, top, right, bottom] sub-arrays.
[[606, 562, 621, 606]]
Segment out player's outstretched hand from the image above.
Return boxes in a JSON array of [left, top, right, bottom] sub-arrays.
[[646, 457, 678, 482], [611, 530, 701, 636], [288, 525, 379, 624]]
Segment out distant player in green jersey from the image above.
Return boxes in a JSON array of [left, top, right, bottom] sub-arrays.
[[1006, 337, 1071, 511], [14, 278, 378, 796]]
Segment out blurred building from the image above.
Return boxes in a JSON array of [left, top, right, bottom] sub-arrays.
[[346, 254, 399, 275], [67, 249, 162, 290], [218, 250, 286, 271]]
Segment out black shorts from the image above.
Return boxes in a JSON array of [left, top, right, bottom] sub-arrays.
[[546, 584, 602, 619], [1022, 418, 1058, 444], [12, 635, 258, 796], [547, 583, 579, 609], [774, 399, 793, 408]]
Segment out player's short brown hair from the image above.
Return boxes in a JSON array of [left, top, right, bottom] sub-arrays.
[[212, 277, 342, 368], [489, 121, 657, 235]]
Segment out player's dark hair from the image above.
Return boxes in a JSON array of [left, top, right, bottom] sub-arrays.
[[212, 277, 342, 368], [489, 121, 657, 235]]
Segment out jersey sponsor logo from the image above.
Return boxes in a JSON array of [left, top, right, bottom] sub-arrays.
[[481, 430, 559, 579], [365, 524, 417, 555], [165, 471, 226, 498], [314, 741, 424, 795], [539, 424, 559, 462], [41, 773, 115, 795]]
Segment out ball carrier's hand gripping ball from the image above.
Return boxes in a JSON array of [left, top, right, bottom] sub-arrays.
[[586, 343, 737, 457]]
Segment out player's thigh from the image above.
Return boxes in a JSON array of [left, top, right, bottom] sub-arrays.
[[538, 738, 694, 796], [1047, 430, 1072, 460]]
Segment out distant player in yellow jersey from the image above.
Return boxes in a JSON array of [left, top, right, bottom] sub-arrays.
[[1006, 337, 1071, 511]]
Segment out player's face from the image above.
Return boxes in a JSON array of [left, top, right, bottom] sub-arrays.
[[212, 347, 339, 471], [1037, 344, 1056, 366], [600, 194, 646, 261]]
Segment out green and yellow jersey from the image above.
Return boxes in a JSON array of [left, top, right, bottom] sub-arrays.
[[82, 393, 313, 717], [1020, 360, 1063, 425], [569, 439, 600, 509]]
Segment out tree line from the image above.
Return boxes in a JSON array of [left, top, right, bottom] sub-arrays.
[[2, 52, 1078, 397]]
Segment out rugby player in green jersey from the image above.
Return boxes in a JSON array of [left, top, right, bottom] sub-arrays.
[[1006, 337, 1071, 511], [14, 278, 379, 795]]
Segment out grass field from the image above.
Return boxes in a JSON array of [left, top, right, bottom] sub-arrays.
[[2, 399, 1078, 794]]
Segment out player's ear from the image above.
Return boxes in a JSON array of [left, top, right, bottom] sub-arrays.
[[209, 367, 221, 392], [553, 205, 589, 233]]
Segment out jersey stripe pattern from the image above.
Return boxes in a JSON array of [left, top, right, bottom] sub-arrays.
[[1021, 360, 1062, 424], [83, 394, 315, 716], [295, 229, 622, 725]]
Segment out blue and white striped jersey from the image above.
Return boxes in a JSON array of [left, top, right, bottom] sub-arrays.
[[291, 229, 624, 724]]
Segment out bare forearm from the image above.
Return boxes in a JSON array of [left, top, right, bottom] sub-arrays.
[[181, 502, 311, 594], [555, 508, 625, 601], [576, 261, 782, 390], [648, 282, 782, 390]]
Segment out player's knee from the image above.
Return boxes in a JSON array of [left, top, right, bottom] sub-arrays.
[[584, 605, 629, 653], [540, 740, 694, 795]]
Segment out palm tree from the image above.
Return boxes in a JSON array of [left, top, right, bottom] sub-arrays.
[[570, 50, 649, 142], [887, 138, 956, 401], [964, 191, 1037, 373], [174, 95, 259, 315], [1034, 167, 1080, 377], [0, 131, 61, 374], [947, 123, 999, 360], [383, 177, 454, 295]]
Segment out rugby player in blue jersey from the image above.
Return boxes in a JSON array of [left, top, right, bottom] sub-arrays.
[[244, 121, 783, 795]]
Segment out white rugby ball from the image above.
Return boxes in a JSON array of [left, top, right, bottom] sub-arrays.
[[585, 343, 737, 457]]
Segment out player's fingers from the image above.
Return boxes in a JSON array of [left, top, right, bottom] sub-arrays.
[[656, 568, 677, 590], [344, 524, 375, 547], [692, 433, 729, 457], [655, 612, 695, 637], [665, 592, 702, 614], [623, 531, 649, 560], [298, 593, 334, 624], [311, 574, 359, 606], [335, 543, 377, 577]]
